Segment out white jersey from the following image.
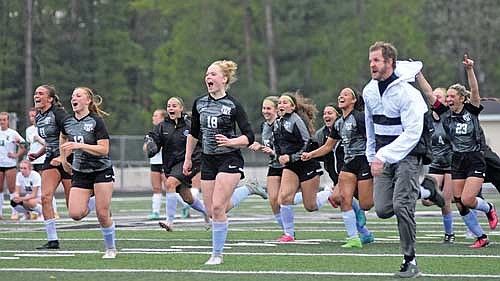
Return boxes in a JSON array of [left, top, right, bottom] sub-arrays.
[[25, 125, 46, 164], [15, 170, 42, 198], [0, 128, 25, 167], [149, 149, 163, 165]]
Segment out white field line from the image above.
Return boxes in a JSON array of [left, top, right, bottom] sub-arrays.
[[0, 268, 499, 278]]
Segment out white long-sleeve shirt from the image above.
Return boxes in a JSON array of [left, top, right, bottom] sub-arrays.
[[363, 75, 428, 164]]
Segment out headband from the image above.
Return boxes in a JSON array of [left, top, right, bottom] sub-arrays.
[[281, 94, 296, 106], [169, 97, 184, 107]]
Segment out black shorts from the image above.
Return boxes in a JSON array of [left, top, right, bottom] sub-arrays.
[[201, 151, 244, 181], [451, 151, 486, 180], [0, 166, 16, 172], [72, 167, 115, 189], [164, 161, 200, 190], [32, 163, 44, 173], [428, 166, 451, 175], [341, 155, 372, 180], [42, 155, 72, 180], [150, 164, 163, 173], [267, 167, 283, 177], [284, 159, 323, 182]]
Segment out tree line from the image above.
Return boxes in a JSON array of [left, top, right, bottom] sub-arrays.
[[1, 0, 499, 134]]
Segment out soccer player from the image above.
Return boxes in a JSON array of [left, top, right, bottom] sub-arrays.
[[29, 85, 72, 250], [183, 60, 256, 265], [0, 112, 26, 220], [431, 55, 498, 248], [10, 160, 43, 219], [60, 87, 117, 259]]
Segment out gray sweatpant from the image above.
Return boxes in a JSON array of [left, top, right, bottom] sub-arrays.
[[373, 155, 421, 258]]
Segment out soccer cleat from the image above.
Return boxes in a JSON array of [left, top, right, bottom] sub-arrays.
[[486, 204, 498, 230], [36, 240, 60, 250], [204, 255, 223, 265], [277, 234, 295, 243], [443, 233, 455, 244], [327, 194, 338, 208], [421, 175, 445, 208], [395, 261, 421, 278], [181, 205, 190, 218], [10, 213, 19, 220], [54, 212, 60, 219], [469, 237, 489, 248], [360, 233, 375, 245], [159, 221, 173, 232], [355, 209, 366, 229], [341, 237, 362, 248], [245, 179, 268, 200], [102, 248, 117, 259], [147, 212, 160, 220]]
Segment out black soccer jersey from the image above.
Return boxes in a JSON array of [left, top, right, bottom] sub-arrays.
[[430, 117, 452, 169], [273, 112, 310, 162], [260, 121, 282, 169], [330, 110, 366, 162], [35, 105, 69, 159], [62, 113, 112, 173], [191, 94, 254, 155]]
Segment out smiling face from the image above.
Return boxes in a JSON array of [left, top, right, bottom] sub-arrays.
[[278, 96, 295, 115], [369, 49, 393, 81], [433, 88, 447, 105], [446, 88, 465, 113], [0, 113, 8, 130], [167, 98, 183, 120], [337, 88, 356, 110], [205, 64, 227, 94], [323, 106, 338, 128], [33, 86, 53, 111], [19, 161, 32, 177], [71, 88, 91, 114], [261, 100, 278, 122]]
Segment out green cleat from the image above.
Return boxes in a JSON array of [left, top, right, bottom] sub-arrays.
[[147, 212, 160, 220], [181, 206, 190, 218], [341, 237, 362, 248]]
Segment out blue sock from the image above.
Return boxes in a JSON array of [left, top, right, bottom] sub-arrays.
[[280, 205, 295, 237], [88, 195, 96, 212], [351, 200, 361, 213], [474, 197, 491, 213], [190, 198, 207, 215], [230, 186, 251, 207], [212, 221, 228, 256], [293, 192, 303, 205], [166, 192, 177, 222], [274, 213, 284, 230], [101, 222, 116, 249], [45, 218, 58, 241], [315, 190, 331, 209], [358, 225, 371, 236], [342, 210, 358, 238], [462, 211, 484, 237], [442, 213, 454, 234]]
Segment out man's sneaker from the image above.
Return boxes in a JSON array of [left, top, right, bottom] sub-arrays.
[[148, 212, 160, 220], [355, 209, 366, 229], [486, 204, 498, 230], [277, 234, 295, 243], [10, 213, 19, 220], [245, 179, 268, 200], [204, 255, 223, 265], [360, 233, 375, 245], [395, 261, 421, 278], [159, 221, 173, 232], [443, 233, 455, 244], [102, 248, 117, 259], [181, 206, 190, 218], [341, 237, 362, 248], [421, 175, 445, 208], [36, 240, 60, 250], [469, 236, 489, 248]]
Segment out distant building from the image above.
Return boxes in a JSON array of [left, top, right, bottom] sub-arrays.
[[479, 100, 500, 153]]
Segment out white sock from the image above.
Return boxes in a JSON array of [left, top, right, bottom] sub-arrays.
[[152, 193, 162, 213], [419, 185, 431, 199], [191, 188, 200, 199], [9, 193, 18, 215], [52, 196, 58, 213], [87, 195, 96, 212]]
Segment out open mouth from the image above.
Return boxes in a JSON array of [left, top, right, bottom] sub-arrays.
[[72, 102, 78, 107], [207, 81, 214, 88]]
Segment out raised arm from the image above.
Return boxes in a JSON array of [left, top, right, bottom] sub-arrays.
[[463, 54, 480, 107], [415, 71, 436, 105]]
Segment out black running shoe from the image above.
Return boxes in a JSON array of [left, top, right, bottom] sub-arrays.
[[443, 233, 455, 244], [421, 175, 445, 208], [36, 240, 59, 250], [395, 261, 421, 278]]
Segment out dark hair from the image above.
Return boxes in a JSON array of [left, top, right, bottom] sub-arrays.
[[369, 41, 397, 69], [281, 91, 318, 134]]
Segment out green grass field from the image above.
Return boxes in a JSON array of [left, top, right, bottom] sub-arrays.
[[1, 190, 499, 281]]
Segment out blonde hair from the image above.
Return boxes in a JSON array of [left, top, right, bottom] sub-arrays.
[[448, 83, 468, 101], [263, 96, 279, 108], [210, 60, 238, 90], [155, 109, 167, 118], [75, 87, 109, 117]]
